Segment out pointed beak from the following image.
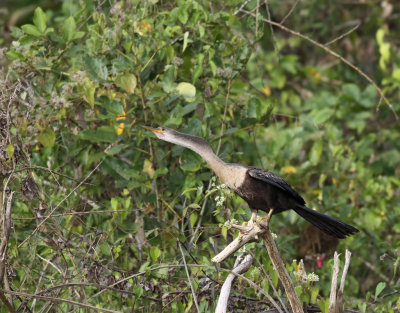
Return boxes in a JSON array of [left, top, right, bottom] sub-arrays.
[[143, 126, 164, 133]]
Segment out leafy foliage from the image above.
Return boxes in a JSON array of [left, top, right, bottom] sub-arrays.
[[1, 0, 400, 312]]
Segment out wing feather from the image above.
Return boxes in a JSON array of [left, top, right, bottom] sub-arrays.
[[247, 167, 305, 204]]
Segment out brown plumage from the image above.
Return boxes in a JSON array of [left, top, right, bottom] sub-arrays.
[[145, 126, 359, 239]]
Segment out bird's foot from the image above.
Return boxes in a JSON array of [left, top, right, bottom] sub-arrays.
[[257, 209, 274, 229]]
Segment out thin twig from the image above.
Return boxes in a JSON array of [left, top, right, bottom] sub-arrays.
[[0, 289, 121, 313], [18, 160, 104, 248], [178, 240, 200, 313], [265, 0, 279, 56], [14, 166, 94, 185], [240, 9, 398, 119], [13, 209, 137, 220], [234, 0, 253, 16], [280, 0, 301, 24], [325, 23, 360, 46]]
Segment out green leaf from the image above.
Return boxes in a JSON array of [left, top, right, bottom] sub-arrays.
[[176, 82, 196, 102], [6, 50, 24, 61], [375, 282, 386, 299], [33, 7, 47, 33], [83, 55, 108, 80], [132, 285, 144, 298], [21, 24, 42, 37], [342, 83, 361, 102], [115, 73, 137, 94], [312, 108, 333, 125], [183, 31, 189, 52], [62, 16, 77, 42], [178, 7, 188, 24], [111, 198, 119, 210], [190, 212, 198, 228], [310, 140, 323, 164], [38, 128, 56, 147], [149, 246, 161, 262], [6, 145, 14, 159], [82, 81, 96, 108]]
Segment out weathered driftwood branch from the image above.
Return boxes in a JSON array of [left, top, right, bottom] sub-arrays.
[[213, 216, 304, 313], [215, 254, 253, 313], [212, 224, 260, 263], [329, 250, 352, 313]]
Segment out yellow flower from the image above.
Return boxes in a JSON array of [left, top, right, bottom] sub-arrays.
[[116, 112, 126, 122], [116, 123, 124, 135], [283, 166, 297, 174], [261, 85, 271, 96]]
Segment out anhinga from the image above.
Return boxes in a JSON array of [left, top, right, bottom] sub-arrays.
[[145, 126, 359, 239]]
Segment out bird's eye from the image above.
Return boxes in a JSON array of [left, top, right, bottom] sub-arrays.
[[160, 127, 165, 131]]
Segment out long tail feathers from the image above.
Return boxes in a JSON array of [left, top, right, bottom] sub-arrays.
[[293, 205, 359, 239]]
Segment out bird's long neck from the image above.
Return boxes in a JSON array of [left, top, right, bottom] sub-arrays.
[[182, 139, 240, 188]]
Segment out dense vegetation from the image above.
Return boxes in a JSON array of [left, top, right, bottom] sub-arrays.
[[0, 0, 399, 312]]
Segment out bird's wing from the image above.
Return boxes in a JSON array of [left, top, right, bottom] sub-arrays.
[[247, 167, 305, 204]]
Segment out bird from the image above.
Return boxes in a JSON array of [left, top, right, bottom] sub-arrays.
[[144, 126, 359, 239]]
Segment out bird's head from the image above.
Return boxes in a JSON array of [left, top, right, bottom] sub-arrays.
[[143, 126, 212, 153], [143, 126, 172, 141]]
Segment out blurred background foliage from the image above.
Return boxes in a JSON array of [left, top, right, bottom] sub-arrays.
[[0, 0, 399, 312]]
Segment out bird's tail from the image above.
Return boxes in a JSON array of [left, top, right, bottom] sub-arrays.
[[293, 205, 359, 239]]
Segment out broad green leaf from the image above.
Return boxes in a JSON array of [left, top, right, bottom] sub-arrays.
[[375, 282, 386, 299], [38, 128, 56, 147], [33, 7, 47, 33], [21, 24, 42, 37], [83, 55, 108, 80], [115, 73, 137, 94], [176, 82, 196, 102], [111, 198, 119, 210], [149, 246, 161, 262], [6, 145, 14, 159], [62, 16, 77, 42]]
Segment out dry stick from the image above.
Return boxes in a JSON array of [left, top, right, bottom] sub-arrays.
[[336, 250, 352, 313], [329, 251, 340, 313], [240, 9, 398, 119], [0, 289, 121, 313], [215, 254, 253, 313], [18, 160, 104, 248], [178, 240, 201, 313]]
